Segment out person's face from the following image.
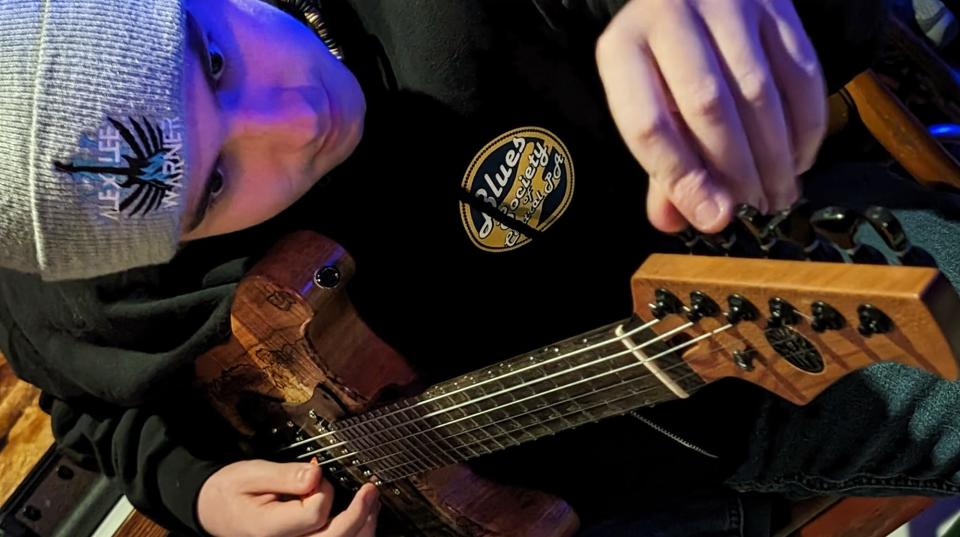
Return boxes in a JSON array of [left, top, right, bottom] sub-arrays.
[[180, 0, 365, 240]]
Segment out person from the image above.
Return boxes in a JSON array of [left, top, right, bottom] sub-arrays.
[[0, 0, 915, 536]]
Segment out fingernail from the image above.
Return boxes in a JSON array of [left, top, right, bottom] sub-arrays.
[[694, 196, 722, 230]]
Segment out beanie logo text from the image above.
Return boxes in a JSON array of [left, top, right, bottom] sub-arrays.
[[54, 116, 185, 221]]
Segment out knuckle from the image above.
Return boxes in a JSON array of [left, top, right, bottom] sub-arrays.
[[736, 69, 773, 108], [686, 78, 725, 121], [630, 113, 672, 149], [664, 167, 712, 202]]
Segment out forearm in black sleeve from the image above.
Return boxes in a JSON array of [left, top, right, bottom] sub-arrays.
[[41, 392, 236, 537]]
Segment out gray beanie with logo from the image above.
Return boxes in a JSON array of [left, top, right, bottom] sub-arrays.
[[0, 0, 188, 281]]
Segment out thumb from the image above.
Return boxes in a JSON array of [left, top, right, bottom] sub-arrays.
[[235, 460, 322, 496]]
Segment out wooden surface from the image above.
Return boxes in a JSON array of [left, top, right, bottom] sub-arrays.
[[633, 254, 960, 404], [793, 496, 935, 537], [845, 69, 960, 190], [0, 352, 53, 505], [113, 509, 169, 537]]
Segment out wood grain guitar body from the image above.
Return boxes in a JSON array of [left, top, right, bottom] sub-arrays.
[[193, 231, 579, 537]]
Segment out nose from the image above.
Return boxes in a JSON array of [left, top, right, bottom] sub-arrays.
[[223, 85, 327, 152]]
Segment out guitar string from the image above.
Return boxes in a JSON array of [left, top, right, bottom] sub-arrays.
[[294, 322, 734, 463], [279, 316, 671, 452], [286, 320, 840, 465], [315, 353, 710, 477], [375, 367, 713, 482], [316, 324, 853, 483], [377, 332, 894, 483]]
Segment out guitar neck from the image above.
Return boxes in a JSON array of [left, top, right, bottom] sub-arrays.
[[319, 317, 703, 482]]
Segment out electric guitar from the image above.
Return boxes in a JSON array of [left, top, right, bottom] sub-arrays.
[[192, 228, 960, 537]]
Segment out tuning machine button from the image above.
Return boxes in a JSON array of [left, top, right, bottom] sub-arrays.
[[735, 204, 775, 251], [811, 301, 845, 332], [766, 297, 800, 328], [810, 207, 887, 265], [767, 199, 843, 262], [649, 289, 685, 319], [687, 291, 720, 322], [725, 294, 759, 325], [863, 206, 937, 267], [857, 304, 894, 336]]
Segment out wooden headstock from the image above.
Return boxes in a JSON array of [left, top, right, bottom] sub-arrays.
[[632, 255, 960, 405]]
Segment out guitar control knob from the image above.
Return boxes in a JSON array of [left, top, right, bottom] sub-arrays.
[[811, 301, 845, 332], [725, 294, 759, 325], [649, 289, 685, 319], [687, 291, 720, 322], [857, 304, 894, 336]]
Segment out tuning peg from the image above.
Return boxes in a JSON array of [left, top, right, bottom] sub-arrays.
[[810, 207, 888, 265], [674, 228, 725, 255], [767, 199, 843, 262], [735, 204, 805, 260], [649, 288, 685, 319], [862, 207, 937, 267], [735, 204, 773, 250]]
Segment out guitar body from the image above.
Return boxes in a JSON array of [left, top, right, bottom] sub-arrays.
[[192, 225, 960, 536], [194, 231, 579, 537]]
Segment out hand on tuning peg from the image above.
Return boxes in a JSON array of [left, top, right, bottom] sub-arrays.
[[862, 207, 937, 268], [810, 207, 888, 265]]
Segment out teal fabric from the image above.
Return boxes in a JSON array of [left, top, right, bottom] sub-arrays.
[[725, 162, 960, 500]]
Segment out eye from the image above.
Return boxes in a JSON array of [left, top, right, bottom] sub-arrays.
[[209, 166, 226, 199], [207, 40, 225, 82]]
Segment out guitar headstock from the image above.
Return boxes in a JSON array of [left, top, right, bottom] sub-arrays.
[[631, 254, 960, 404]]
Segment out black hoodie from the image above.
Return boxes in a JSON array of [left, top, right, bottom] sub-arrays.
[[0, 0, 888, 534]]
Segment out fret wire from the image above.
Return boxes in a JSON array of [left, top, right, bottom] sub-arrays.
[[282, 317, 663, 452], [303, 325, 735, 466], [309, 355, 681, 469], [303, 325, 824, 478], [298, 321, 694, 458], [301, 326, 710, 463], [379, 372, 702, 481], [369, 367, 669, 473]]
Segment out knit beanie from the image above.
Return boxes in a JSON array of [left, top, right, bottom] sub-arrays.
[[0, 0, 187, 281]]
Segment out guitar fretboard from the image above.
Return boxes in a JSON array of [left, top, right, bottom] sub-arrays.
[[322, 317, 703, 482]]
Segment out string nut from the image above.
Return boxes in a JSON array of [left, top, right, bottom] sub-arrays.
[[857, 304, 893, 337]]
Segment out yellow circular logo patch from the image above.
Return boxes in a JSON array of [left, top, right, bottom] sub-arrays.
[[459, 127, 575, 252]]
